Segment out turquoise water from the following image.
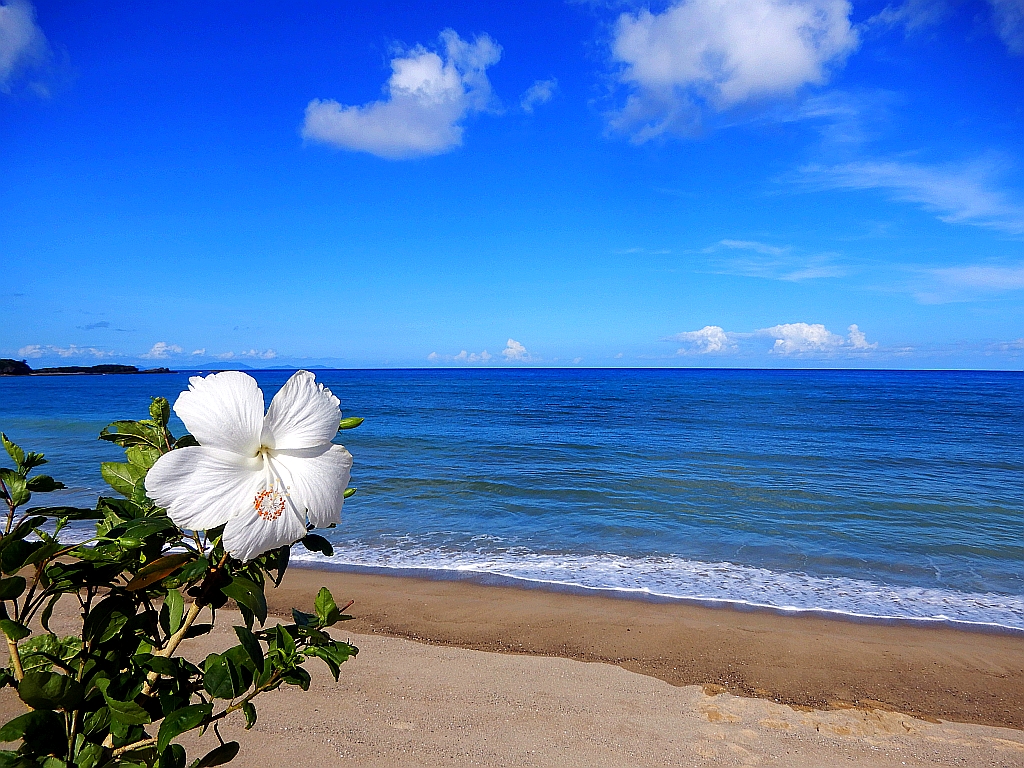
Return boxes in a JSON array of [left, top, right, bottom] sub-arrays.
[[1, 369, 1023, 629]]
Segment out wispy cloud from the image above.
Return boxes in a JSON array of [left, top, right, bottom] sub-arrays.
[[798, 157, 1024, 234], [705, 239, 847, 281], [520, 78, 557, 113], [913, 263, 1024, 303], [302, 29, 501, 159], [607, 0, 858, 141], [0, 0, 49, 95], [868, 0, 1024, 56], [209, 349, 277, 361]]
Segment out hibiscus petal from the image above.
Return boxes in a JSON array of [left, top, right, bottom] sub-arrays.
[[262, 370, 341, 451], [269, 443, 353, 528], [145, 446, 263, 532], [222, 492, 308, 562], [173, 371, 265, 456]]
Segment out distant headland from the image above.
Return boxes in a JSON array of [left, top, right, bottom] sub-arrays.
[[0, 359, 172, 376]]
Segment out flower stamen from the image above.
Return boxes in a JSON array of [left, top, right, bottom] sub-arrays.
[[254, 487, 287, 521]]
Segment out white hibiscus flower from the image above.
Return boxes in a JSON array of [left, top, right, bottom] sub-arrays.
[[146, 370, 353, 562]]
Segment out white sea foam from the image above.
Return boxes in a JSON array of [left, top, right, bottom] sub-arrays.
[[289, 543, 1024, 631]]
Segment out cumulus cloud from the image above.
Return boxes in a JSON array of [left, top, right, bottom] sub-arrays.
[[799, 158, 1024, 234], [520, 78, 557, 112], [502, 338, 531, 361], [427, 349, 493, 363], [17, 344, 115, 359], [673, 325, 737, 354], [0, 0, 48, 94], [302, 29, 501, 159], [141, 342, 183, 359], [759, 322, 876, 354], [609, 0, 858, 140], [191, 348, 205, 356]]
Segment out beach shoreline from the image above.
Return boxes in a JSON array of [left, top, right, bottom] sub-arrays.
[[271, 564, 1024, 731]]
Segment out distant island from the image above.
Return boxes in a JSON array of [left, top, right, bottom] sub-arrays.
[[0, 359, 172, 376]]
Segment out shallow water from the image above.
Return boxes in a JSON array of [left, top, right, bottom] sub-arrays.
[[2, 368, 1022, 628]]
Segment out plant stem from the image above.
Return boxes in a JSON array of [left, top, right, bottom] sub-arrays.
[[5, 634, 24, 681], [111, 736, 157, 757]]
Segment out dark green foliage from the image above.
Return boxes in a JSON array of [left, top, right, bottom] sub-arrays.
[[0, 404, 363, 766]]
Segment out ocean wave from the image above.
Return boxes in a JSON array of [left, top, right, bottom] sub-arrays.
[[289, 543, 1024, 631]]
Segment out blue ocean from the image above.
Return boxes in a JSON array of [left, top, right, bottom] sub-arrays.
[[2, 369, 1023, 630]]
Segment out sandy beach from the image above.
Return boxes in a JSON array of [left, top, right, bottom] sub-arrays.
[[5, 566, 1024, 766]]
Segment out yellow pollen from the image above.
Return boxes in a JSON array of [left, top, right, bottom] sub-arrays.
[[254, 488, 286, 521]]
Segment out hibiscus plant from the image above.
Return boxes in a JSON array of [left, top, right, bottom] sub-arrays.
[[0, 371, 362, 767]]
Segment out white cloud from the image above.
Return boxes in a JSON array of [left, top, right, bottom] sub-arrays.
[[759, 322, 876, 354], [191, 348, 206, 356], [520, 78, 557, 113], [502, 338, 531, 361], [456, 350, 491, 362], [990, 0, 1024, 55], [16, 344, 42, 358], [17, 344, 115, 359], [716, 239, 788, 256], [846, 324, 876, 350], [302, 29, 501, 159], [427, 349, 493, 363], [914, 263, 1024, 303], [673, 325, 737, 354], [239, 349, 277, 360], [799, 158, 1024, 234], [141, 341, 183, 359], [609, 0, 858, 140], [705, 239, 846, 281], [0, 0, 47, 94]]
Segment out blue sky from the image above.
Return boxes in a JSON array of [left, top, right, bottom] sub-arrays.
[[1, 0, 1023, 369]]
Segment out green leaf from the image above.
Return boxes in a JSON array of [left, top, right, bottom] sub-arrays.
[[0, 620, 30, 642], [0, 434, 25, 468], [221, 576, 267, 625], [159, 744, 187, 768], [125, 445, 161, 470], [300, 534, 333, 557], [0, 710, 63, 744], [26, 505, 101, 520], [338, 416, 364, 430], [343, 487, 356, 499], [150, 397, 171, 427], [233, 626, 264, 670], [314, 587, 343, 627], [162, 588, 185, 635], [202, 653, 245, 700], [157, 704, 212, 753], [106, 516, 176, 543], [95, 679, 151, 725], [98, 421, 164, 450], [126, 553, 194, 591], [282, 667, 311, 690], [100, 461, 148, 499], [0, 576, 26, 601], [241, 701, 257, 730], [1, 540, 39, 574], [0, 471, 29, 508], [173, 435, 200, 449], [25, 475, 65, 492], [16, 670, 84, 710], [193, 742, 239, 768]]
